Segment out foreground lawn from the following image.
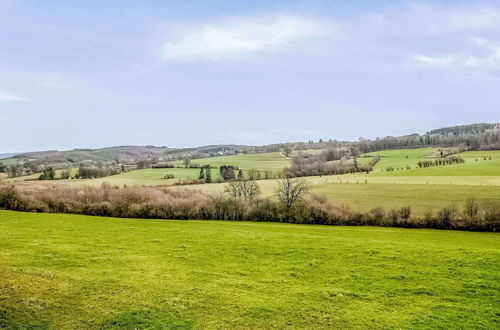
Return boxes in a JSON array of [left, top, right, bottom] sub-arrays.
[[0, 211, 498, 329]]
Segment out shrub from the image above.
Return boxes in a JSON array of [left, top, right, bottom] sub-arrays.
[[399, 207, 411, 220], [464, 198, 479, 219], [0, 185, 497, 232], [246, 198, 281, 222], [436, 205, 456, 229]]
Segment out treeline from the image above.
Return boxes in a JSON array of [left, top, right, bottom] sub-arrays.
[[1, 182, 497, 231], [357, 123, 500, 152], [369, 155, 381, 167], [427, 123, 495, 136], [1, 164, 26, 178], [75, 165, 122, 179], [417, 156, 465, 168], [195, 165, 281, 184], [278, 123, 499, 154]]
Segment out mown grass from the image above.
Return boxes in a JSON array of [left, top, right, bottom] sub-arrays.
[[364, 149, 500, 176], [361, 147, 439, 169], [0, 210, 498, 329], [309, 182, 500, 213], [73, 168, 208, 187], [173, 152, 292, 170]]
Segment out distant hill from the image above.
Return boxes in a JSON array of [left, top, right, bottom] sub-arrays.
[[14, 144, 257, 167], [0, 153, 17, 160], [16, 146, 172, 165], [10, 122, 500, 169]]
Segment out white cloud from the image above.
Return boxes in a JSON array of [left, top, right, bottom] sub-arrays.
[[162, 14, 326, 60], [413, 38, 500, 69], [413, 55, 456, 67], [0, 89, 28, 102]]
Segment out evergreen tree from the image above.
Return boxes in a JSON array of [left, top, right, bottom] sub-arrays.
[[205, 167, 212, 183], [199, 168, 205, 180]]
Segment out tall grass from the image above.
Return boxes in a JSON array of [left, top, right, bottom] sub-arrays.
[[0, 184, 498, 231]]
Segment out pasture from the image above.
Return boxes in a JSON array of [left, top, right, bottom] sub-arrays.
[[0, 210, 498, 329], [75, 167, 207, 187], [0, 157, 17, 166], [173, 152, 292, 170], [364, 149, 500, 176]]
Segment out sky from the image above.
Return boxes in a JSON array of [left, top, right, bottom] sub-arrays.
[[0, 0, 499, 152]]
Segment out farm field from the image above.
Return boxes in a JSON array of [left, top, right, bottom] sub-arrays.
[[310, 183, 500, 212], [0, 210, 498, 329], [72, 167, 209, 187], [173, 179, 500, 213], [0, 157, 18, 166], [164, 148, 500, 213], [173, 151, 292, 170], [99, 150, 312, 185], [364, 149, 500, 176]]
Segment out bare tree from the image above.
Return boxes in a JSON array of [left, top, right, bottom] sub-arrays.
[[225, 180, 261, 201], [183, 157, 191, 168], [275, 177, 308, 209]]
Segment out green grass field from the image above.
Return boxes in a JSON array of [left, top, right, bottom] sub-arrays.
[[0, 157, 18, 166], [310, 182, 500, 212], [173, 152, 292, 170], [0, 210, 498, 329], [74, 168, 208, 187], [364, 149, 500, 176]]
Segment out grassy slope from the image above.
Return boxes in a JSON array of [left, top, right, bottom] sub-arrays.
[[173, 152, 292, 170], [366, 149, 500, 176], [0, 157, 17, 165], [0, 210, 498, 329], [74, 168, 208, 187]]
